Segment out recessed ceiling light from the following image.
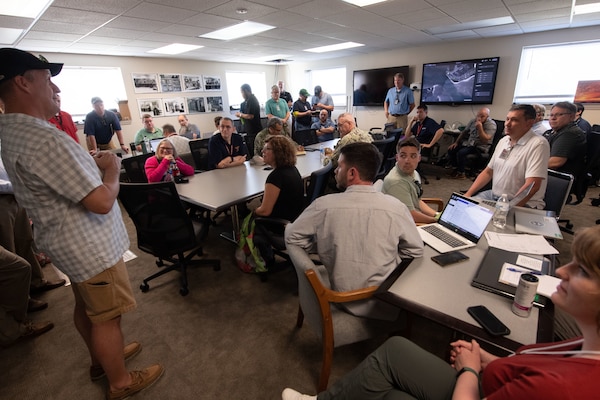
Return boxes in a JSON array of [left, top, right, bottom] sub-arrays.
[[148, 43, 203, 55], [236, 8, 248, 14], [200, 21, 275, 41], [304, 42, 364, 53], [0, 0, 53, 19], [342, 0, 388, 6], [0, 27, 24, 45], [573, 2, 600, 14]]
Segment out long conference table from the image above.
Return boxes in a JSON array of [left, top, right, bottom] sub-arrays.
[[375, 212, 555, 353], [175, 139, 338, 241]]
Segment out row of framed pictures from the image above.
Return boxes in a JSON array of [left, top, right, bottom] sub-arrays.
[[137, 96, 223, 118], [132, 73, 222, 93]]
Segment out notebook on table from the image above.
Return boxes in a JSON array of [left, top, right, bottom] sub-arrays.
[[418, 192, 494, 253]]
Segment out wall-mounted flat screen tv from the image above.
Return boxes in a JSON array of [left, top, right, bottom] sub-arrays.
[[421, 57, 500, 105], [353, 66, 410, 106]]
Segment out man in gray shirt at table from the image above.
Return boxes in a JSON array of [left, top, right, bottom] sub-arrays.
[[285, 142, 423, 320]]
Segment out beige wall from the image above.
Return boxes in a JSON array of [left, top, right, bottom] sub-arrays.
[[287, 25, 600, 131], [49, 25, 600, 149]]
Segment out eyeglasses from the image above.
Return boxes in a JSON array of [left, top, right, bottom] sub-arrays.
[[159, 147, 174, 152], [549, 112, 572, 118]]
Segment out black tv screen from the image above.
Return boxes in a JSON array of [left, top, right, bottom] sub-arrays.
[[353, 66, 410, 106], [421, 57, 500, 105]]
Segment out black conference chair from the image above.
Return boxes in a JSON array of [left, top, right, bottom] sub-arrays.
[[122, 152, 154, 182], [372, 135, 398, 180], [464, 119, 505, 177], [543, 169, 574, 235], [189, 138, 210, 172], [293, 129, 318, 146], [119, 181, 221, 296], [306, 162, 334, 205]]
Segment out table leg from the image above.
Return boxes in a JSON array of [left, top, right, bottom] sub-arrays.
[[219, 204, 240, 244]]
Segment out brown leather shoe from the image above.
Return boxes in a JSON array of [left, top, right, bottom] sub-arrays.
[[106, 364, 164, 400], [28, 298, 48, 313], [20, 320, 54, 340], [90, 342, 143, 381], [30, 279, 66, 294]]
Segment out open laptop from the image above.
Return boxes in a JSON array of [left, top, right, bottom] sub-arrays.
[[418, 192, 494, 253], [149, 138, 163, 153], [478, 182, 534, 209]]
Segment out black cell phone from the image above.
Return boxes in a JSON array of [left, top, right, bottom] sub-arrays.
[[467, 305, 511, 337], [431, 251, 469, 267]]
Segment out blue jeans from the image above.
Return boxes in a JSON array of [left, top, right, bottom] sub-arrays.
[[448, 144, 481, 173]]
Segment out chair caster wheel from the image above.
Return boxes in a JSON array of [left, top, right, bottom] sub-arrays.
[[179, 287, 189, 296], [140, 283, 149, 292]]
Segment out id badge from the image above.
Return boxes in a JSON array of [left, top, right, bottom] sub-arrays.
[[499, 148, 510, 160], [394, 99, 399, 105]]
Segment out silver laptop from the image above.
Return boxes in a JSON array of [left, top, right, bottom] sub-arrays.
[[418, 192, 494, 253], [478, 182, 534, 209], [149, 138, 163, 153], [514, 208, 563, 239]]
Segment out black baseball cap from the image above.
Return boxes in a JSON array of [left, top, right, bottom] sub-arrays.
[[314, 85, 322, 95], [0, 48, 63, 85]]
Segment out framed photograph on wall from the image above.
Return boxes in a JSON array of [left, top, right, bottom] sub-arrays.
[[206, 96, 223, 112], [203, 75, 221, 91], [574, 80, 600, 103], [186, 97, 206, 114], [163, 97, 187, 116], [137, 98, 163, 118], [132, 73, 159, 93], [159, 74, 183, 92], [183, 74, 203, 92]]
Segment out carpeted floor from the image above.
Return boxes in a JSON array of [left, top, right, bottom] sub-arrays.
[[1, 168, 598, 399]]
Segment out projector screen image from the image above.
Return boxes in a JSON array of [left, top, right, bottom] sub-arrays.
[[353, 65, 410, 106], [421, 57, 500, 105]]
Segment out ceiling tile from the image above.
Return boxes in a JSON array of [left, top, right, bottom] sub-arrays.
[[40, 7, 116, 26], [0, 15, 33, 30], [104, 16, 172, 32], [123, 3, 197, 23], [31, 20, 96, 35], [50, 0, 141, 14]]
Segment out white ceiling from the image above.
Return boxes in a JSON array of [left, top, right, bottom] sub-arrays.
[[3, 0, 600, 64]]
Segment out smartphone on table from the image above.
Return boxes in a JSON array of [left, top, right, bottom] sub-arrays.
[[467, 305, 511, 336], [431, 251, 469, 267]]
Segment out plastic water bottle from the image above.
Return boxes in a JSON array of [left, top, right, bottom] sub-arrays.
[[319, 144, 324, 163], [493, 193, 509, 229]]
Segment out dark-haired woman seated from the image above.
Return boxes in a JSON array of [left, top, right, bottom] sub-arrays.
[[283, 224, 600, 400], [145, 139, 194, 183], [254, 136, 304, 267]]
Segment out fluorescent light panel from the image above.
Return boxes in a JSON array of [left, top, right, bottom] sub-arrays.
[[574, 2, 600, 14], [0, 27, 24, 45], [0, 0, 53, 19], [427, 16, 514, 35], [305, 41, 364, 53], [148, 43, 203, 55], [200, 21, 275, 41], [342, 0, 388, 6]]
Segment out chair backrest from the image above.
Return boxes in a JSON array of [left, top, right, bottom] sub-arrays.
[[306, 162, 333, 205], [293, 129, 318, 146], [489, 119, 505, 155], [119, 181, 198, 258], [189, 138, 210, 172], [543, 169, 574, 218], [122, 153, 154, 183], [373, 135, 398, 179]]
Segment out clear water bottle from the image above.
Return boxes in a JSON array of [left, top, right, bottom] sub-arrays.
[[145, 137, 152, 153], [493, 193, 510, 229], [319, 144, 324, 163]]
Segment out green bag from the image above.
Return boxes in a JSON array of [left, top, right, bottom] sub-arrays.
[[235, 213, 267, 273]]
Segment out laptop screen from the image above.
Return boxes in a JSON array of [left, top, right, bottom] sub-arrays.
[[439, 193, 494, 243], [149, 138, 163, 153]]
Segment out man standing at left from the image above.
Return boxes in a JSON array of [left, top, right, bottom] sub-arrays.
[[0, 48, 163, 399], [84, 96, 128, 155]]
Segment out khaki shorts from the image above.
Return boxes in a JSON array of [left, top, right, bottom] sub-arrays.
[[72, 260, 137, 323]]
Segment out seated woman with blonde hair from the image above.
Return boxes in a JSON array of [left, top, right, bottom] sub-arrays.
[[144, 139, 194, 183]]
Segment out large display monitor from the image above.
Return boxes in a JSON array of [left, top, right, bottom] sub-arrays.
[[352, 66, 410, 106], [421, 57, 500, 105]]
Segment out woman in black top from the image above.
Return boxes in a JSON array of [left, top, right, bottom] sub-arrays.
[[254, 135, 304, 267]]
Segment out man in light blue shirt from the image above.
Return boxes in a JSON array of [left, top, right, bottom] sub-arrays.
[[384, 72, 415, 134]]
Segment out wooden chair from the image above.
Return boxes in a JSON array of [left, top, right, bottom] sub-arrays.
[[287, 244, 407, 391]]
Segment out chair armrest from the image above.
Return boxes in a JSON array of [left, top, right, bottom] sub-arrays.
[[422, 197, 444, 211], [305, 269, 378, 304]]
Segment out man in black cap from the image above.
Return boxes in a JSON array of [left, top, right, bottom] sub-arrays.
[[311, 85, 334, 119], [0, 48, 163, 399], [84, 96, 128, 154]]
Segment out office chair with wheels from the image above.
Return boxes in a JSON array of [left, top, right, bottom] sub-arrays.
[[119, 181, 221, 296], [287, 244, 408, 391], [122, 153, 154, 182], [372, 135, 398, 180], [464, 119, 504, 177], [543, 169, 574, 235]]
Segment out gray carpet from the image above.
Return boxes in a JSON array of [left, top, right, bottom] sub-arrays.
[[1, 168, 598, 399]]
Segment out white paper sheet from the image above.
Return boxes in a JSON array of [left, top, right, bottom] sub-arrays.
[[485, 232, 559, 255]]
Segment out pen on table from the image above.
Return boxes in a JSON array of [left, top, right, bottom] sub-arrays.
[[507, 267, 543, 275]]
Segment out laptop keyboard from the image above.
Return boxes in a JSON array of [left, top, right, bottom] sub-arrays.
[[481, 200, 497, 207], [422, 225, 467, 248]]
